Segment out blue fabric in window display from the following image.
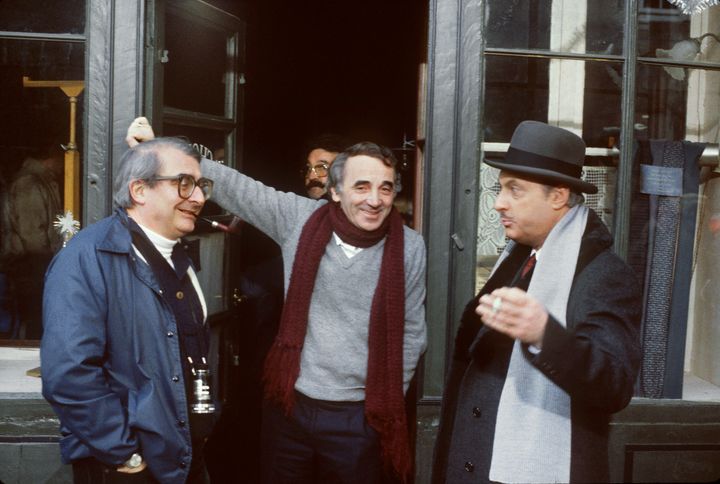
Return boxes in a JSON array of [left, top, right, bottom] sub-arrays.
[[638, 140, 704, 398]]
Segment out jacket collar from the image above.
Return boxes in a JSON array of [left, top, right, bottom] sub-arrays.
[[97, 208, 135, 254], [574, 208, 613, 278]]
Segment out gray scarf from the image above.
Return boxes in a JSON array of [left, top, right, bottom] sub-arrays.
[[489, 204, 589, 483]]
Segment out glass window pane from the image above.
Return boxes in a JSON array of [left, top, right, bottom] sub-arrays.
[[478, 55, 621, 290], [163, 124, 227, 162], [163, 10, 229, 116], [485, 0, 625, 55], [640, 2, 720, 68], [635, 63, 688, 140], [0, 39, 84, 341], [0, 0, 85, 34], [633, 61, 720, 400], [484, 56, 623, 149]]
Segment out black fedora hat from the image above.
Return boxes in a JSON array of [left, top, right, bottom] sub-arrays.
[[484, 120, 598, 194]]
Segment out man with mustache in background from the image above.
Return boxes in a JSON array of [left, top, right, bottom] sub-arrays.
[[301, 133, 351, 199]]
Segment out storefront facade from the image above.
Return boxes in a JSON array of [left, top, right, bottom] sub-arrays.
[[418, 0, 720, 482], [1, 0, 719, 482]]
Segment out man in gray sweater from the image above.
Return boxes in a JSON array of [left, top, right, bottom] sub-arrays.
[[127, 121, 427, 484]]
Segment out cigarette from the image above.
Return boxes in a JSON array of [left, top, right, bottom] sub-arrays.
[[201, 217, 231, 233]]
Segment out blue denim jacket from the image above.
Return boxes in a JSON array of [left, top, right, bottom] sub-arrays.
[[41, 209, 193, 483]]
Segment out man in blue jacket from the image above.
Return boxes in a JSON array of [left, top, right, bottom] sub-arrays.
[[41, 137, 215, 483]]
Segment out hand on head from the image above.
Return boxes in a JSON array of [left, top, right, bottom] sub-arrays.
[[126, 117, 156, 147], [476, 287, 549, 347]]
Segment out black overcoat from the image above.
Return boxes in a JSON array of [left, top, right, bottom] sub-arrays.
[[432, 210, 642, 483]]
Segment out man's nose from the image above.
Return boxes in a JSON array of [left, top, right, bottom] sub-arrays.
[[494, 190, 508, 211], [365, 190, 382, 207], [189, 185, 206, 204]]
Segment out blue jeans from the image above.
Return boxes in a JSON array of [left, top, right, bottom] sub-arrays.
[[261, 392, 384, 484]]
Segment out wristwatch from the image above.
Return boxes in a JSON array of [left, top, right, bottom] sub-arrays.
[[123, 453, 143, 469]]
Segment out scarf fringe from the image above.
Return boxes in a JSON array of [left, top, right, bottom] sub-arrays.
[[262, 341, 302, 415], [367, 412, 412, 482]]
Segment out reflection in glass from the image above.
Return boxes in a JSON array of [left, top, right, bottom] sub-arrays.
[[0, 0, 85, 34], [484, 56, 623, 153], [637, 62, 689, 140], [639, 1, 693, 60], [163, 124, 227, 163], [485, 0, 625, 55], [479, 55, 622, 290], [637, 4, 720, 402], [0, 39, 84, 340], [164, 10, 229, 116]]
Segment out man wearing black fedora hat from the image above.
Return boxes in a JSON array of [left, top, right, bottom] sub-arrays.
[[433, 121, 642, 483]]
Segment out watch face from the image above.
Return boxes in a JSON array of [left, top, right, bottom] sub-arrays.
[[128, 453, 143, 468]]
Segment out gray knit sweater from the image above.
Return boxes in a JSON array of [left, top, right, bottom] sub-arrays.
[[202, 159, 427, 401]]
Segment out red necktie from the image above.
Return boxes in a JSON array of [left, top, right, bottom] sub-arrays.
[[521, 253, 536, 280]]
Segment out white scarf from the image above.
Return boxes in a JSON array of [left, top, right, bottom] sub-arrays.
[[489, 204, 589, 483]]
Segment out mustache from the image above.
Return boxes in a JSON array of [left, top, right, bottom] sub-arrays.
[[306, 180, 326, 190]]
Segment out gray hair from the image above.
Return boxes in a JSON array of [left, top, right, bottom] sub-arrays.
[[567, 191, 585, 207], [113, 137, 201, 209], [327, 141, 401, 194]]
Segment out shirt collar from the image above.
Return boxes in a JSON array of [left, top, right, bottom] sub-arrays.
[[134, 222, 178, 261], [333, 232, 363, 258]]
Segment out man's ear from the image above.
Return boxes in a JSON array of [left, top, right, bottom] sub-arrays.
[[129, 179, 147, 205], [330, 187, 341, 202], [551, 186, 571, 209]]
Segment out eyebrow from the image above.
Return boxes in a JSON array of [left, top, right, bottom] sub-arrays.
[[352, 179, 395, 189]]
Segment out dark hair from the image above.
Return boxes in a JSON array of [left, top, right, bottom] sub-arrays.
[[302, 133, 353, 164], [113, 137, 201, 208], [327, 141, 401, 194]]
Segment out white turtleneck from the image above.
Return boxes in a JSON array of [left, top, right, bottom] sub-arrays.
[[132, 222, 207, 321]]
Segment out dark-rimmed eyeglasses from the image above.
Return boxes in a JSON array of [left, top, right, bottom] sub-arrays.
[[302, 163, 329, 177], [149, 173, 214, 200]]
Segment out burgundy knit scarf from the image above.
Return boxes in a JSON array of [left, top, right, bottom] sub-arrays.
[[263, 201, 411, 481]]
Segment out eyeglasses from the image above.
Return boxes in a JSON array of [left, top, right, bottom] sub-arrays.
[[149, 173, 214, 200], [302, 163, 329, 177]]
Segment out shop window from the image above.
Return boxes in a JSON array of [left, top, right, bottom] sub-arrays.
[[0, 6, 85, 342], [478, 0, 720, 401], [479, 54, 621, 289], [0, 0, 85, 34], [638, 6, 720, 400], [163, 8, 230, 117], [485, 0, 626, 55]]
